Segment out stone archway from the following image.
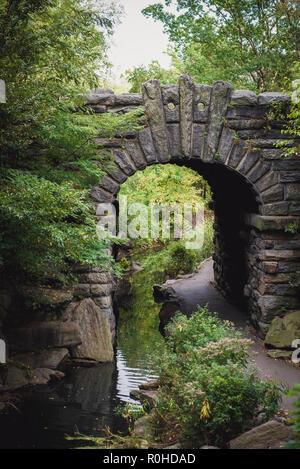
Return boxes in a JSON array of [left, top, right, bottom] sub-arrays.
[[85, 75, 300, 338]]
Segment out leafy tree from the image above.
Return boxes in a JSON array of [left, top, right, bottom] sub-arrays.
[[276, 62, 300, 158], [119, 164, 211, 206], [143, 0, 299, 92], [0, 0, 144, 282], [124, 60, 180, 92]]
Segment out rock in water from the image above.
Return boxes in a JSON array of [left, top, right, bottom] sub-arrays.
[[13, 348, 69, 370], [9, 321, 82, 350], [71, 299, 113, 362]]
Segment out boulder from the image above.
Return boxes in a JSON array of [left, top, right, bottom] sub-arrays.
[[264, 310, 300, 349], [258, 92, 290, 105], [0, 366, 64, 391], [2, 365, 31, 390], [20, 287, 72, 309], [10, 321, 82, 351], [13, 348, 69, 370], [133, 415, 153, 437], [70, 298, 114, 362], [130, 389, 158, 408], [29, 368, 65, 385], [139, 380, 160, 391], [228, 420, 294, 449]]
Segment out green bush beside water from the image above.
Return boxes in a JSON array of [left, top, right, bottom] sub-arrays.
[[152, 307, 282, 448]]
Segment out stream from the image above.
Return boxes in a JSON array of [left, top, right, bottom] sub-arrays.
[[0, 268, 163, 449]]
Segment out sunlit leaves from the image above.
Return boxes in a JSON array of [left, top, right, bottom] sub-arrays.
[[143, 0, 298, 91]]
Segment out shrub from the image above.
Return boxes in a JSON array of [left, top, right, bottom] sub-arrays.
[[284, 384, 300, 449], [165, 243, 198, 277], [153, 307, 282, 447]]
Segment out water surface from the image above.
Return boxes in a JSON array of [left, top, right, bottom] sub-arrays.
[[0, 269, 163, 449]]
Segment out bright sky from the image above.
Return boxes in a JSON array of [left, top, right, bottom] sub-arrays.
[[109, 0, 172, 79]]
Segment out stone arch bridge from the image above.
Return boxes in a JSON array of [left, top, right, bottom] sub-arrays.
[[85, 75, 300, 338]]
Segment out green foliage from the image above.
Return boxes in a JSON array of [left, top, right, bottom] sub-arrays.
[[0, 0, 145, 281], [124, 60, 180, 92], [119, 164, 211, 207], [143, 1, 299, 92], [0, 170, 111, 281], [285, 222, 300, 234], [276, 62, 300, 158], [153, 307, 282, 447], [283, 384, 300, 449], [114, 402, 147, 425], [164, 244, 198, 277]]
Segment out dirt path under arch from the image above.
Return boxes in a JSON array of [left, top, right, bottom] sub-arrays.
[[165, 257, 300, 411]]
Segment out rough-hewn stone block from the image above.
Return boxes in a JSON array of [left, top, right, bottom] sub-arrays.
[[192, 124, 206, 157], [261, 184, 284, 204], [90, 187, 114, 203], [280, 171, 300, 183], [167, 124, 181, 158], [238, 150, 260, 175], [142, 80, 170, 162], [217, 127, 235, 163], [113, 149, 136, 176], [79, 272, 114, 284], [91, 284, 114, 297], [228, 119, 265, 130], [179, 75, 195, 158], [274, 160, 300, 171], [226, 106, 267, 120], [260, 249, 300, 261], [262, 201, 289, 216], [262, 262, 278, 274], [73, 284, 91, 297], [255, 171, 279, 192], [103, 162, 127, 183], [285, 183, 300, 201], [98, 175, 120, 194], [227, 141, 247, 168], [162, 85, 180, 122], [258, 92, 290, 106], [203, 81, 233, 162], [124, 140, 147, 170], [231, 90, 258, 106], [114, 93, 143, 106], [138, 128, 158, 164], [290, 201, 300, 216], [245, 214, 300, 231], [194, 84, 211, 122], [262, 149, 287, 160], [248, 161, 271, 183]]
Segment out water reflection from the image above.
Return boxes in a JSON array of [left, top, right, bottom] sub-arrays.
[[0, 268, 164, 449], [116, 268, 164, 404], [0, 363, 127, 449]]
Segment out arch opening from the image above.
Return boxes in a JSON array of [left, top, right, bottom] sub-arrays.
[[113, 160, 260, 317]]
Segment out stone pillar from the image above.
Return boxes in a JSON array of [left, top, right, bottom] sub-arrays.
[[244, 215, 300, 336]]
